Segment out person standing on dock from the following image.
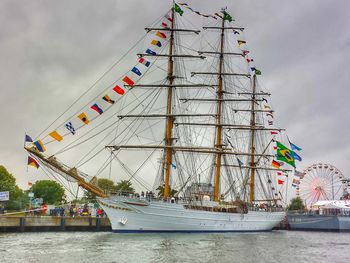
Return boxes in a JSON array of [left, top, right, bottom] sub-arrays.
[[60, 207, 65, 217]]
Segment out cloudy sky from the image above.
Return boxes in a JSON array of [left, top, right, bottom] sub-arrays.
[[0, 0, 349, 196]]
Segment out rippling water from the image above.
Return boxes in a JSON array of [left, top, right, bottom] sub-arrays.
[[0, 231, 349, 263]]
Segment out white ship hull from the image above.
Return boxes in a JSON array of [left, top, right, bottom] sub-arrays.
[[99, 197, 285, 233]]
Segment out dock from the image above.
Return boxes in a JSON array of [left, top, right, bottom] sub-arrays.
[[0, 216, 111, 232]]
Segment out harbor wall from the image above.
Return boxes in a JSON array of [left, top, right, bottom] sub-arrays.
[[0, 216, 111, 232]]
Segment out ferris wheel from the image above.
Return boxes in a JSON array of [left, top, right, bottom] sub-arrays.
[[297, 163, 348, 207]]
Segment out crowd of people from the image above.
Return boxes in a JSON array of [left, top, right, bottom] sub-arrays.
[[27, 203, 105, 218]]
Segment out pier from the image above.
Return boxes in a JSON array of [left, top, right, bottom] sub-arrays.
[[0, 216, 111, 232]]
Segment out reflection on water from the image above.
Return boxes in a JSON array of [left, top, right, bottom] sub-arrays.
[[0, 231, 349, 263]]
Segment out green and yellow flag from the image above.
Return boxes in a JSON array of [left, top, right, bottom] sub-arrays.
[[255, 69, 262, 75], [174, 3, 184, 16], [276, 141, 295, 167], [223, 11, 233, 22]]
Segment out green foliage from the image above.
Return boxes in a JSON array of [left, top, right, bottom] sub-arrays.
[[30, 180, 66, 205], [156, 185, 177, 198], [83, 179, 135, 201], [287, 197, 305, 211], [0, 165, 29, 210], [97, 178, 115, 193], [115, 180, 135, 194], [83, 190, 96, 201]]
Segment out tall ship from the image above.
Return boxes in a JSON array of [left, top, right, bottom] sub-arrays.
[[24, 3, 301, 232]]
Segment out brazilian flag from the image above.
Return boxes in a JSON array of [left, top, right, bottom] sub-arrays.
[[276, 141, 295, 167]]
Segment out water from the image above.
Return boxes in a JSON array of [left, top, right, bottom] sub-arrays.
[[0, 231, 349, 263]]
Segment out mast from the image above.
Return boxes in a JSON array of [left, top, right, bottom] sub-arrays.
[[249, 75, 257, 203], [213, 17, 225, 202], [163, 6, 175, 199]]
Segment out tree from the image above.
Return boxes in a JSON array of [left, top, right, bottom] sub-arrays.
[[115, 180, 135, 193], [287, 197, 305, 211], [82, 179, 135, 201], [0, 165, 29, 210], [156, 185, 177, 198], [30, 180, 66, 205], [97, 178, 115, 193]]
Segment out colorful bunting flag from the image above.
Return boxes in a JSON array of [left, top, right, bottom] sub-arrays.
[[277, 171, 282, 175], [91, 104, 103, 115], [138, 58, 150, 67], [272, 160, 281, 168], [165, 14, 173, 22], [246, 58, 254, 63], [242, 50, 250, 55], [33, 140, 46, 153], [25, 134, 33, 143], [215, 12, 223, 19], [113, 85, 126, 94], [271, 131, 278, 135], [278, 179, 284, 185], [174, 3, 184, 16], [65, 122, 76, 135], [262, 98, 268, 103], [237, 40, 246, 46], [122, 76, 135, 87], [161, 22, 168, 28], [255, 69, 262, 75], [294, 170, 305, 179], [292, 151, 302, 162], [28, 156, 39, 169], [171, 163, 177, 169], [291, 184, 297, 188], [102, 95, 115, 105], [156, 31, 167, 39], [78, 112, 90, 125], [49, 131, 63, 142], [131, 67, 142, 76], [145, 49, 157, 55], [233, 30, 240, 35], [151, 40, 162, 47], [264, 105, 271, 109], [268, 120, 273, 125], [290, 142, 302, 151], [276, 141, 295, 167], [292, 179, 300, 185]]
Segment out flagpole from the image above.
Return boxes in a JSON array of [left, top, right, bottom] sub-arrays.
[[285, 169, 292, 205]]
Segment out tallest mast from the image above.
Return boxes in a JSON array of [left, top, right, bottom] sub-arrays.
[[163, 6, 175, 199], [213, 17, 225, 202], [249, 75, 257, 203]]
